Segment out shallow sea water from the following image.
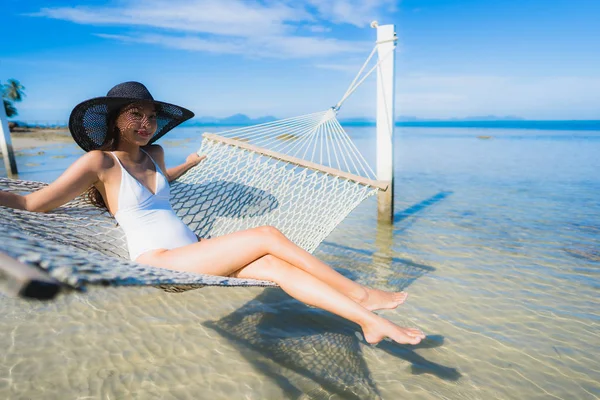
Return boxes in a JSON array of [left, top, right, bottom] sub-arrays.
[[1, 126, 599, 399]]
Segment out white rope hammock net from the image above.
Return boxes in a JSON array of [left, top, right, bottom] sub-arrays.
[[174, 109, 387, 255], [0, 37, 396, 291]]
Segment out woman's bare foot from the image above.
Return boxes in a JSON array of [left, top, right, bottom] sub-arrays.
[[357, 288, 408, 311], [362, 316, 425, 345]]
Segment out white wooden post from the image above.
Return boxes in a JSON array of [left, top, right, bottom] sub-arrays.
[[0, 102, 18, 177], [374, 22, 396, 223]]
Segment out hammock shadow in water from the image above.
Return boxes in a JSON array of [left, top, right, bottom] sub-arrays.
[[170, 180, 279, 238], [205, 289, 459, 400], [205, 289, 380, 399]]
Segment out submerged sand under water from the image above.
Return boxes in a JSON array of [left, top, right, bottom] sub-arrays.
[[1, 126, 599, 399]]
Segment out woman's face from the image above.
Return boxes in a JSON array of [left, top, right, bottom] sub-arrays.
[[115, 102, 158, 147]]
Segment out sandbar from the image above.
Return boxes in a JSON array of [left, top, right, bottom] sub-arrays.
[[0, 128, 74, 156]]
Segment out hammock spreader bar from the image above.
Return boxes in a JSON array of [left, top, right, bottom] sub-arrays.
[[204, 133, 390, 191]]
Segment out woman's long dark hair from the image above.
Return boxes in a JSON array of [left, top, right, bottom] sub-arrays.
[[85, 110, 120, 210]]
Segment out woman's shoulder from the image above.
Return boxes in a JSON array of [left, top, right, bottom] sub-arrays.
[[82, 150, 112, 166], [79, 150, 118, 173], [143, 144, 165, 160]]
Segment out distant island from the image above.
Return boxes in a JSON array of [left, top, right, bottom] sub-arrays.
[[336, 115, 525, 125], [184, 113, 278, 126], [182, 113, 527, 127], [398, 115, 525, 122]]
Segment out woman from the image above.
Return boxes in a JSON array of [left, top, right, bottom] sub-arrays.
[[0, 82, 425, 345]]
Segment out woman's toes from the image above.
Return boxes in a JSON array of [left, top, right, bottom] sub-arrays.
[[410, 336, 422, 345], [407, 328, 425, 337], [395, 292, 408, 301]]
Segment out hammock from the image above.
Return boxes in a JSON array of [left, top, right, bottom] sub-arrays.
[[0, 37, 396, 299]]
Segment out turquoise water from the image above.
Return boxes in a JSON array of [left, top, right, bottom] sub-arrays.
[[1, 126, 599, 399]]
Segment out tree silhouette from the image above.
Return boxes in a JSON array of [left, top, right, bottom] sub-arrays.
[[2, 79, 26, 117]]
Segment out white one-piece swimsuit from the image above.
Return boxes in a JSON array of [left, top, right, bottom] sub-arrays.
[[110, 150, 198, 261]]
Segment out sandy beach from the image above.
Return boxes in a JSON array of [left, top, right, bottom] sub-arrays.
[[1, 128, 74, 154]]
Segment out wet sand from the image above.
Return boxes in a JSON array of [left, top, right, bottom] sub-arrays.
[[1, 128, 73, 154]]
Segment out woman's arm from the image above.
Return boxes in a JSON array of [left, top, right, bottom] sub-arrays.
[[0, 151, 106, 212], [167, 153, 205, 182], [146, 145, 206, 183]]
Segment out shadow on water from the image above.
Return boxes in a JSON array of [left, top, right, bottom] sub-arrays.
[[393, 191, 453, 226], [377, 337, 462, 381]]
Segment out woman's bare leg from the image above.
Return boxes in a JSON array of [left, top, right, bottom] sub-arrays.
[[255, 227, 408, 310], [234, 255, 424, 345], [138, 226, 407, 311]]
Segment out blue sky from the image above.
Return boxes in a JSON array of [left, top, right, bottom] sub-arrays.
[[1, 0, 599, 122]]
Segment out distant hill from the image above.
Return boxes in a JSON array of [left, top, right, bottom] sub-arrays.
[[184, 114, 277, 126], [338, 117, 375, 125], [337, 115, 525, 125], [455, 115, 524, 121]]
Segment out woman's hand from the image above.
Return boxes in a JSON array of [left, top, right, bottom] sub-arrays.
[[186, 153, 207, 168], [165, 152, 207, 182]]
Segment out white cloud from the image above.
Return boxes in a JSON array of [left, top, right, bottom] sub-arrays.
[[31, 0, 388, 58], [306, 25, 332, 33], [34, 0, 309, 37], [95, 33, 369, 58], [95, 33, 245, 55]]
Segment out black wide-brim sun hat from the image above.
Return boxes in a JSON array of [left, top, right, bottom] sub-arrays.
[[69, 81, 194, 152]]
